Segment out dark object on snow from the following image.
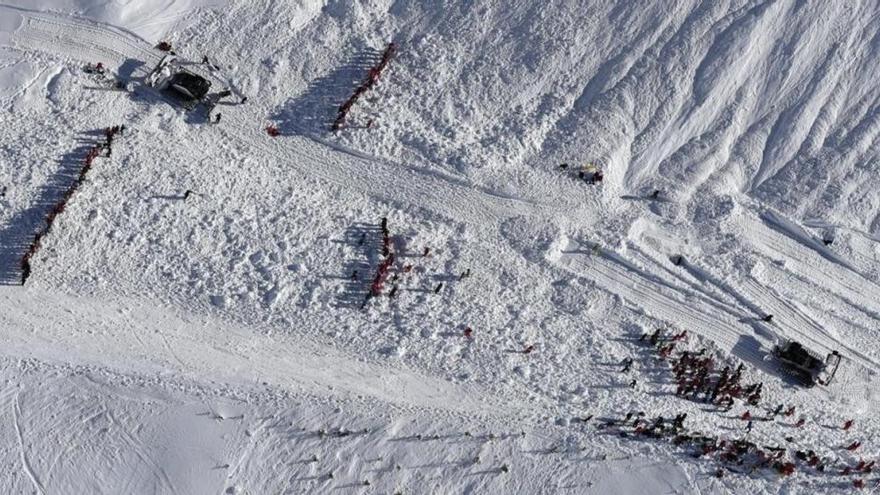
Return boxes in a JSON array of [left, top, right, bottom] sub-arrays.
[[218, 89, 232, 98], [332, 42, 396, 131], [761, 314, 774, 322], [84, 62, 105, 74], [21, 258, 31, 285], [822, 237, 834, 246], [649, 189, 661, 200], [559, 163, 569, 169], [167, 71, 211, 101], [388, 286, 398, 298], [433, 282, 443, 294], [672, 255, 685, 266], [422, 246, 430, 257], [266, 125, 280, 137], [772, 341, 841, 387], [157, 41, 173, 52], [214, 113, 222, 123], [183, 190, 194, 200], [460, 268, 471, 280]]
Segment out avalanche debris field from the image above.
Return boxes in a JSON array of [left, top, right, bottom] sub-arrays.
[[2, 1, 880, 493]]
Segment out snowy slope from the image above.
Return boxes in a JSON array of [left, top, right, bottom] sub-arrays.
[[2, 0, 880, 493]]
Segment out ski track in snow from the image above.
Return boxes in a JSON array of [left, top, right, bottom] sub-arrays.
[[12, 392, 46, 495]]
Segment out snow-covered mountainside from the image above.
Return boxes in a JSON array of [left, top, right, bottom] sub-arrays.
[[2, 0, 880, 493]]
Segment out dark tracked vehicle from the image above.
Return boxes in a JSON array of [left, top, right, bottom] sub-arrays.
[[773, 341, 841, 387]]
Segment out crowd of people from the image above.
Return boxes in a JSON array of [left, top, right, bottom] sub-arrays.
[[600, 327, 873, 487], [332, 42, 397, 131], [20, 126, 123, 285]]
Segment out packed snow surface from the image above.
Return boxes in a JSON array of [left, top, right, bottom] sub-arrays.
[[2, 0, 880, 493]]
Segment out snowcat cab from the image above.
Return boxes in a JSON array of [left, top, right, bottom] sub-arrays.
[[772, 340, 841, 387], [146, 54, 212, 109], [167, 71, 211, 101]]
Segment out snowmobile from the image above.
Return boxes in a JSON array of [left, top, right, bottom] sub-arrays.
[[772, 340, 841, 387], [146, 54, 213, 110]]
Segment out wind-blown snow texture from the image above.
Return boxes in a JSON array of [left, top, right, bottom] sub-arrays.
[[2, 0, 880, 493]]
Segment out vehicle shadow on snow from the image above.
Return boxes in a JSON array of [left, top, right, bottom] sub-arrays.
[[0, 131, 104, 285], [270, 47, 384, 136]]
